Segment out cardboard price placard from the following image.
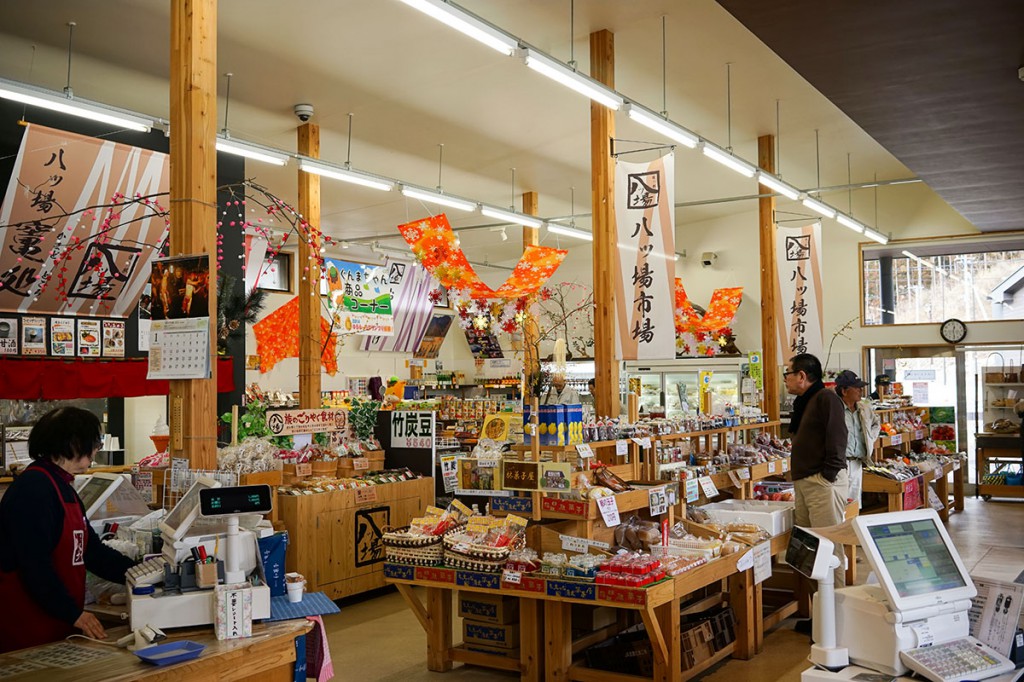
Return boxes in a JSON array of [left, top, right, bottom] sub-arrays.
[[648, 486, 668, 516], [575, 444, 595, 458], [698, 476, 719, 499], [616, 440, 629, 456], [597, 495, 620, 527], [440, 455, 458, 494]]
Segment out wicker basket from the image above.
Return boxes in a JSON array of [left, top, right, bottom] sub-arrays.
[[382, 526, 445, 566], [442, 532, 513, 573]]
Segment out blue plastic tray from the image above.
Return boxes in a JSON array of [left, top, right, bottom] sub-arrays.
[[134, 640, 206, 666]]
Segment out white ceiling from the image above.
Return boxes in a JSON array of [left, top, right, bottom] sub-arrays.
[[0, 0, 931, 268]]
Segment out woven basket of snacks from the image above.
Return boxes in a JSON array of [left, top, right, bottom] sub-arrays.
[[382, 526, 447, 565], [442, 531, 523, 573]]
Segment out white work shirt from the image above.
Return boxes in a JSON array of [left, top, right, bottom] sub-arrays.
[[542, 386, 581, 405], [844, 405, 867, 461]]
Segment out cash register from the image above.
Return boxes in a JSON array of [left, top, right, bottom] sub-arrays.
[[796, 508, 1020, 682], [127, 479, 274, 630]]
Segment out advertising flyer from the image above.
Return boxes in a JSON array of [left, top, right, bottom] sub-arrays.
[[21, 316, 46, 355], [77, 319, 101, 357], [102, 320, 126, 357], [50, 317, 75, 356], [0, 318, 17, 354]]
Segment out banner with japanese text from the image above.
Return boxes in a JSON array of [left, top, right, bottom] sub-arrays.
[[0, 124, 169, 316], [614, 154, 676, 360], [774, 223, 824, 361], [322, 257, 395, 336], [360, 262, 436, 353]]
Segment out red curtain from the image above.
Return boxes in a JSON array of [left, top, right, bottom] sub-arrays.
[[0, 357, 235, 400]]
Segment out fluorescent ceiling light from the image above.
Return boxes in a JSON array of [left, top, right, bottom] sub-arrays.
[[835, 213, 866, 234], [522, 48, 623, 110], [863, 227, 889, 245], [481, 206, 543, 229], [547, 223, 593, 241], [401, 186, 476, 212], [0, 77, 154, 132], [701, 143, 755, 178], [217, 135, 290, 166], [300, 159, 394, 191], [395, 0, 519, 56], [756, 171, 800, 201], [624, 103, 698, 148], [801, 195, 836, 219]]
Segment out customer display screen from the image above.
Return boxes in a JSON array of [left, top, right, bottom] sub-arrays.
[[785, 526, 821, 579], [77, 477, 115, 513], [867, 519, 966, 597]]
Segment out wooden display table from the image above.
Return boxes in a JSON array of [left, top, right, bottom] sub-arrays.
[[862, 472, 925, 513], [385, 532, 793, 682], [277, 476, 433, 600], [0, 620, 311, 681], [975, 434, 1024, 501]]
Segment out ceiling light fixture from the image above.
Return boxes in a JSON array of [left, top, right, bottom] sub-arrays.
[[624, 103, 699, 148], [835, 212, 865, 234], [0, 77, 154, 132], [481, 205, 544, 229], [395, 0, 519, 56], [401, 186, 476, 212], [217, 135, 290, 166], [299, 158, 394, 191], [863, 227, 889, 245], [701, 143, 755, 178], [547, 223, 593, 241], [522, 48, 623, 110], [756, 171, 800, 201], [801, 195, 837, 219]]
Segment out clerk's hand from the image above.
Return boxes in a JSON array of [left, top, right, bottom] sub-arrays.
[[74, 612, 107, 640]]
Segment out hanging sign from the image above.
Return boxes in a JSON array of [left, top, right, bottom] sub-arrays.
[[266, 408, 349, 437], [775, 223, 824, 359], [699, 370, 714, 414], [361, 264, 438, 353], [390, 411, 435, 450], [323, 258, 395, 336], [748, 351, 764, 391], [613, 154, 676, 360]]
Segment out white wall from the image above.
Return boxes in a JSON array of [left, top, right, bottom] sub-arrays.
[[123, 395, 167, 464]]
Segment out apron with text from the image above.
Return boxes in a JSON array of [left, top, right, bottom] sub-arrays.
[[0, 467, 87, 652]]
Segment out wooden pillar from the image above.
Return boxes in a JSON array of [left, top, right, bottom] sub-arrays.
[[591, 29, 619, 418], [297, 123, 322, 409], [757, 135, 780, 422], [522, 191, 540, 386], [169, 0, 218, 470]]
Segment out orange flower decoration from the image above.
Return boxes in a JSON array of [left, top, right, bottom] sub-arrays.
[[253, 297, 338, 375], [675, 279, 743, 333]]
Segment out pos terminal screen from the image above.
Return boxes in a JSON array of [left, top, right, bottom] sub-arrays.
[[866, 519, 966, 597]]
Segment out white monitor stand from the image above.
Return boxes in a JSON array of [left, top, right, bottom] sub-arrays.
[[787, 525, 849, 671]]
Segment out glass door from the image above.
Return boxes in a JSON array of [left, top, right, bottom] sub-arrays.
[[665, 373, 697, 417], [636, 374, 664, 415]]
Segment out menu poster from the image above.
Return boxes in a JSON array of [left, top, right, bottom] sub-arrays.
[[0, 317, 18, 354], [50, 318, 75, 357], [21, 317, 46, 355], [102, 320, 126, 357], [77, 319, 101, 357]]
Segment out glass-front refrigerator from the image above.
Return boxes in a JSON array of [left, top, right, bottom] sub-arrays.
[[625, 358, 745, 417]]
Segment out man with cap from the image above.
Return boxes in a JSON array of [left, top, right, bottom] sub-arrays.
[[869, 374, 892, 400], [834, 370, 882, 507]]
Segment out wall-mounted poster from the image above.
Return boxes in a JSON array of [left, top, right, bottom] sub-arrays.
[[77, 319, 101, 357], [149, 255, 211, 321], [414, 314, 453, 359], [21, 316, 46, 355], [464, 327, 504, 359], [50, 317, 75, 356], [102, 320, 126, 357], [0, 318, 18, 354]]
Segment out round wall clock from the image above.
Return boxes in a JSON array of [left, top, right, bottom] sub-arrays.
[[939, 318, 967, 344]]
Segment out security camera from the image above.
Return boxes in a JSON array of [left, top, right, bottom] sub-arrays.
[[293, 103, 314, 122], [701, 251, 718, 268]]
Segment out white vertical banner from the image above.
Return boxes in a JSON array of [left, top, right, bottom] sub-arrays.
[[774, 223, 824, 360], [613, 153, 676, 360]]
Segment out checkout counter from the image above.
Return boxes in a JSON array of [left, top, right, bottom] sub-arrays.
[[791, 509, 1022, 682]]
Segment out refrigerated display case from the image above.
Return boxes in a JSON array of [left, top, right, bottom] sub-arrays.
[[624, 358, 746, 417]]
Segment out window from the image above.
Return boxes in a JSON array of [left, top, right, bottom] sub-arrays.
[[257, 251, 293, 293], [862, 233, 1024, 326]]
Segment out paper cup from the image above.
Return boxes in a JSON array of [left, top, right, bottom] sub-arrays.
[[286, 580, 304, 603]]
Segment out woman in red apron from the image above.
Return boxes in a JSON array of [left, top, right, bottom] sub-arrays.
[[0, 407, 136, 652]]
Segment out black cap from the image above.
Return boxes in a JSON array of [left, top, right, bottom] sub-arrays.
[[874, 374, 892, 386], [835, 370, 869, 389]]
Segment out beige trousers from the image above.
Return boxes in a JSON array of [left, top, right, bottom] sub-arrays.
[[794, 469, 849, 586]]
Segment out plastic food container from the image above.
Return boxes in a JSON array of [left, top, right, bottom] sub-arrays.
[[134, 641, 206, 666]]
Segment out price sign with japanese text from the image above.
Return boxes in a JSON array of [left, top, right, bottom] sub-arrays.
[[597, 496, 620, 527], [391, 411, 435, 450]]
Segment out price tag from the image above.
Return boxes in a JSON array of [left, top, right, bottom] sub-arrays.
[[736, 550, 754, 571], [352, 457, 370, 471], [560, 534, 589, 553], [753, 542, 772, 584], [502, 569, 522, 585], [737, 468, 751, 481], [698, 476, 719, 498], [575, 444, 595, 458], [477, 456, 501, 468], [685, 478, 700, 503], [767, 461, 777, 474], [648, 486, 668, 515], [355, 487, 378, 504], [171, 457, 190, 493], [439, 455, 459, 494], [728, 470, 743, 488], [781, 459, 789, 473], [665, 484, 678, 506], [597, 495, 620, 527], [890, 434, 903, 446], [631, 437, 652, 449], [616, 440, 629, 456]]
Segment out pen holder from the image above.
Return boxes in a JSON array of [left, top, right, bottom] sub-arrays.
[[196, 560, 223, 589]]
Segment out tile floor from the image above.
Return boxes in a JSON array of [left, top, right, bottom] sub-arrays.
[[324, 497, 1024, 681]]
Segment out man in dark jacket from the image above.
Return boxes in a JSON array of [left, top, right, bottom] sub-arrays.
[[786, 353, 849, 587]]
